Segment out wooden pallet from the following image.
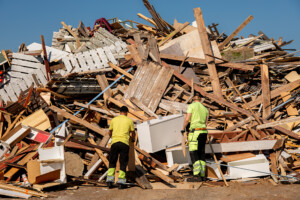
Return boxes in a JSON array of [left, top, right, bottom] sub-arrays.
[[0, 53, 47, 103], [60, 45, 126, 75], [123, 62, 174, 112]]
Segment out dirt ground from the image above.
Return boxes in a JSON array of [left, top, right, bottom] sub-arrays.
[[32, 180, 300, 200]]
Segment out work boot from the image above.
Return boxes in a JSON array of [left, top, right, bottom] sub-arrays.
[[187, 176, 202, 182], [201, 177, 208, 182], [107, 182, 113, 188], [118, 183, 127, 189]]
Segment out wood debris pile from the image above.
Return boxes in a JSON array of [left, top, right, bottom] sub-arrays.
[[0, 0, 299, 197]]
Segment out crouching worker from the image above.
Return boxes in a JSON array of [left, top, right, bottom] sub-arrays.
[[106, 106, 135, 188], [181, 95, 209, 182]]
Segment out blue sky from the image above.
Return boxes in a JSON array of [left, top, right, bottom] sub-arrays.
[[0, 0, 299, 53]]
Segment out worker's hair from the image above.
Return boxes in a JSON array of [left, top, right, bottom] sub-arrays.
[[193, 94, 201, 101], [120, 106, 129, 113]]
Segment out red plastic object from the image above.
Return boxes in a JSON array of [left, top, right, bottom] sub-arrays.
[[93, 18, 112, 33]]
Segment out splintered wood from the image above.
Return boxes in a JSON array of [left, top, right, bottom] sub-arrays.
[[0, 0, 299, 195], [123, 62, 174, 112]]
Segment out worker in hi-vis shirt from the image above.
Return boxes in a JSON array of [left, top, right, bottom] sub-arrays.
[[181, 94, 209, 182], [106, 106, 135, 188]]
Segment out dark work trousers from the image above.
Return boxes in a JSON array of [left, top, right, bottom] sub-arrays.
[[108, 142, 129, 172], [189, 133, 208, 164]]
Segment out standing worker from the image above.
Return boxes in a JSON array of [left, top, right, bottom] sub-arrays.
[[106, 106, 135, 188], [181, 94, 209, 182]]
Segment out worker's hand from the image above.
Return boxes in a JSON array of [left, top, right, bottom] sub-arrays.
[[181, 130, 185, 134], [130, 138, 135, 143]]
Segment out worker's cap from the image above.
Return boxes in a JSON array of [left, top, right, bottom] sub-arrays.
[[120, 106, 129, 113]]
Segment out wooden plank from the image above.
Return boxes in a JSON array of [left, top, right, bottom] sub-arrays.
[[96, 48, 109, 68], [261, 64, 271, 118], [83, 51, 94, 70], [69, 55, 81, 72], [103, 46, 117, 65], [90, 49, 103, 69], [220, 153, 255, 162], [218, 15, 254, 49], [11, 53, 41, 63], [11, 59, 44, 69], [193, 7, 222, 98], [74, 101, 117, 116], [61, 21, 81, 48], [150, 169, 174, 183], [62, 56, 73, 72], [280, 92, 298, 116], [96, 74, 112, 102], [127, 45, 143, 65], [158, 22, 190, 46], [129, 97, 158, 118], [108, 62, 133, 79], [257, 116, 300, 130], [76, 52, 88, 72], [248, 79, 300, 108], [108, 97, 148, 121], [87, 138, 109, 168], [49, 105, 108, 136], [148, 66, 174, 111]]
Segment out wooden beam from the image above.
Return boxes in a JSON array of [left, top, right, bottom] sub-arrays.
[[218, 15, 254, 50], [257, 116, 300, 130], [87, 138, 109, 168], [193, 7, 223, 98], [248, 79, 300, 108], [49, 106, 108, 136], [108, 97, 148, 121], [261, 64, 271, 118], [137, 13, 157, 27], [61, 21, 81, 49], [108, 62, 133, 79], [96, 74, 112, 103], [129, 97, 158, 118], [127, 45, 143, 65], [158, 22, 190, 46]]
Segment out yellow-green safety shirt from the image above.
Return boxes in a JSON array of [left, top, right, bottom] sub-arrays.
[[109, 115, 134, 146], [187, 102, 209, 133]]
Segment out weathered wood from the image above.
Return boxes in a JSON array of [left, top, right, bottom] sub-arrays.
[[50, 105, 108, 136], [218, 15, 254, 49], [193, 7, 223, 98], [257, 116, 300, 130], [61, 21, 81, 49], [129, 97, 158, 118], [108, 62, 133, 79], [88, 138, 109, 168], [261, 64, 271, 118], [249, 79, 300, 108], [158, 22, 190, 46]]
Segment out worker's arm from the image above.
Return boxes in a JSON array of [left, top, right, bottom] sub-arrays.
[[108, 130, 113, 137], [182, 113, 192, 132], [130, 130, 136, 142], [206, 116, 209, 127]]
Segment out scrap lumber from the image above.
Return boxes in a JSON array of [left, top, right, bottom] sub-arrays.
[[158, 22, 190, 47], [49, 105, 108, 136], [261, 64, 271, 118], [257, 116, 300, 130], [218, 15, 254, 49], [194, 7, 223, 98], [248, 79, 300, 108]]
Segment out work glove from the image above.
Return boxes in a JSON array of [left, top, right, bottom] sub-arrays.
[[181, 130, 185, 134]]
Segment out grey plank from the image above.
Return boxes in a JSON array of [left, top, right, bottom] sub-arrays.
[[83, 51, 95, 70], [11, 53, 42, 62], [103, 46, 117, 65], [11, 59, 44, 69], [76, 52, 88, 72], [89, 49, 103, 69], [62, 56, 73, 72], [0, 89, 10, 103], [96, 48, 108, 67]]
